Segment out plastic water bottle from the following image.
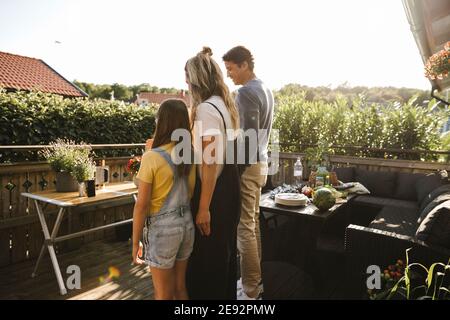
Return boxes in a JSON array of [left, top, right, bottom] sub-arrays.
[[293, 157, 303, 186]]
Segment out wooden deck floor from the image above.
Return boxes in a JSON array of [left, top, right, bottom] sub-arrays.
[[0, 239, 154, 300]]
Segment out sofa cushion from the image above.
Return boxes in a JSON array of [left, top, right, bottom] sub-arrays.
[[355, 169, 397, 197], [334, 167, 354, 183], [393, 172, 424, 201], [369, 206, 419, 237], [416, 171, 449, 205], [419, 184, 450, 213], [416, 200, 450, 249], [417, 191, 450, 224], [353, 195, 419, 212]]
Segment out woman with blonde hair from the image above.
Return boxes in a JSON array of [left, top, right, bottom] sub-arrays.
[[185, 47, 241, 299]]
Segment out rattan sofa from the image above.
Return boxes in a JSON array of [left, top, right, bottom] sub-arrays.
[[334, 167, 450, 298]]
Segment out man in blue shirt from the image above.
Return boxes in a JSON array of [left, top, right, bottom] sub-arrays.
[[223, 46, 274, 300]]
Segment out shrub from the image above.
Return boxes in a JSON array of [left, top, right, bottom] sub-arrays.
[[0, 89, 156, 162], [273, 93, 449, 161]]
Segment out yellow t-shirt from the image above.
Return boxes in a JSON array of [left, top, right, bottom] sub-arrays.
[[136, 142, 196, 214]]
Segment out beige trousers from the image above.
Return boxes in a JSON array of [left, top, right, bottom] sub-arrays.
[[237, 162, 268, 298]]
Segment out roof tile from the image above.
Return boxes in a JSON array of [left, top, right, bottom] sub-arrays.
[[0, 51, 86, 97]]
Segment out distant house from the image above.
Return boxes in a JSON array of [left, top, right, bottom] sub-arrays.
[[134, 90, 189, 107], [0, 51, 87, 98]]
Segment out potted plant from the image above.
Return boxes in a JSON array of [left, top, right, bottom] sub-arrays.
[[303, 141, 332, 184], [425, 41, 450, 80], [40, 139, 94, 193], [72, 157, 96, 196]]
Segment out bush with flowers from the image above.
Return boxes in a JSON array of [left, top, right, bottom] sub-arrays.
[[126, 156, 142, 176], [424, 41, 450, 80]]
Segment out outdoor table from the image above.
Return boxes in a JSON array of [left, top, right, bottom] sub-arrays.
[[259, 192, 352, 274], [21, 181, 138, 295], [259, 192, 350, 221]]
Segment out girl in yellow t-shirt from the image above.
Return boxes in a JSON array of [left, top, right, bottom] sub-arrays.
[[132, 99, 195, 300]]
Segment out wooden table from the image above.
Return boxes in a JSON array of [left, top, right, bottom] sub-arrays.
[[21, 181, 138, 295]]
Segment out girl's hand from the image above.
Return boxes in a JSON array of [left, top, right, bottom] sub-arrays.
[[132, 241, 144, 265], [196, 209, 211, 236], [145, 139, 153, 151]]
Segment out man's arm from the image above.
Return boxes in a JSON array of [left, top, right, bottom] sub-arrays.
[[236, 87, 260, 131], [236, 88, 260, 164]]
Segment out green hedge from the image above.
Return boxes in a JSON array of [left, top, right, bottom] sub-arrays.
[[273, 93, 450, 161], [0, 89, 156, 162], [2, 89, 448, 163]]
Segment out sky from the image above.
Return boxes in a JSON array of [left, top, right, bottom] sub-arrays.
[[0, 0, 431, 92]]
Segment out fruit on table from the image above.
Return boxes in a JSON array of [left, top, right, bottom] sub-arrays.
[[312, 187, 336, 211], [301, 186, 313, 197]]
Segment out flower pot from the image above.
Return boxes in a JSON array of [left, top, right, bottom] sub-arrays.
[[86, 179, 96, 197], [78, 182, 86, 197], [56, 172, 78, 192]]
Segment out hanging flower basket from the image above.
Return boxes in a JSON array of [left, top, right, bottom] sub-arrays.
[[424, 41, 450, 80]]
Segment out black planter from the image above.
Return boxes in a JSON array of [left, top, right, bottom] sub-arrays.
[[86, 179, 96, 197]]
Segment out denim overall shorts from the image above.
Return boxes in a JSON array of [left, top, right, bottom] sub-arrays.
[[142, 148, 195, 269]]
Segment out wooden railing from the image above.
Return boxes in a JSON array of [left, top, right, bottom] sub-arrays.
[[1, 144, 449, 267], [270, 152, 450, 186], [0, 145, 145, 268], [277, 143, 450, 161]]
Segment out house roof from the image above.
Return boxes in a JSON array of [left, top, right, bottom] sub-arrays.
[[136, 91, 189, 105], [0, 51, 87, 97], [403, 0, 450, 93]]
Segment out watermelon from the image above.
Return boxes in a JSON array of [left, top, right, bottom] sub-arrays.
[[312, 187, 336, 211]]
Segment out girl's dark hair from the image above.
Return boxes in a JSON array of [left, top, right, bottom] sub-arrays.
[[152, 99, 193, 177], [222, 46, 254, 71]]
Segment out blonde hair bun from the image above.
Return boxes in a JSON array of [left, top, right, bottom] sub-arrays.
[[201, 46, 213, 56]]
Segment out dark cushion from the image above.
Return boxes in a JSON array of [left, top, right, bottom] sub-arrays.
[[369, 206, 419, 237], [334, 167, 355, 183], [393, 172, 424, 201], [416, 200, 450, 249], [261, 261, 315, 299], [416, 170, 449, 205], [417, 191, 450, 224], [354, 169, 397, 197], [419, 184, 450, 213], [353, 195, 419, 212]]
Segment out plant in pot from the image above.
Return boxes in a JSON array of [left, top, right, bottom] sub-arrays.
[[40, 139, 93, 192], [304, 141, 332, 185], [72, 157, 96, 197]]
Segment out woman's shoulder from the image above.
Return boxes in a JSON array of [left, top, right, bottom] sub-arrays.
[[141, 150, 157, 163], [200, 96, 230, 115], [144, 144, 174, 158], [142, 148, 165, 163], [198, 100, 222, 118]]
